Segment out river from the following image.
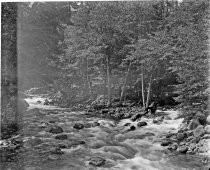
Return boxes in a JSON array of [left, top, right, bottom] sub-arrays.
[[0, 95, 209, 170]]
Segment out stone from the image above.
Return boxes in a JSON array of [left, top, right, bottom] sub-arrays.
[[48, 126, 63, 134], [195, 112, 206, 125], [50, 147, 64, 155], [129, 125, 136, 131], [178, 146, 188, 153], [206, 115, 210, 125], [55, 134, 68, 140], [189, 143, 196, 150], [73, 123, 84, 130], [92, 122, 100, 127], [137, 122, 147, 127], [193, 125, 205, 138], [101, 109, 109, 114], [153, 116, 164, 124], [89, 157, 105, 167], [44, 99, 50, 105], [161, 140, 172, 146], [58, 143, 67, 149], [67, 140, 85, 148], [168, 143, 178, 150], [177, 132, 187, 141], [205, 125, 210, 134], [188, 119, 200, 130]]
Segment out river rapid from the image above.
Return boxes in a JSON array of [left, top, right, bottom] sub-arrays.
[[1, 95, 209, 170]]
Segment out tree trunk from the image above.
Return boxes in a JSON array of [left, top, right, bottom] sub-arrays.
[[146, 73, 153, 108], [141, 66, 145, 109], [86, 56, 92, 99], [106, 55, 111, 107], [119, 61, 132, 105]]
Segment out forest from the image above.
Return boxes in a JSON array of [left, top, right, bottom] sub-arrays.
[[1, 1, 210, 169]]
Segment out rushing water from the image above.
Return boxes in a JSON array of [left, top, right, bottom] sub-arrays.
[[1, 95, 209, 170]]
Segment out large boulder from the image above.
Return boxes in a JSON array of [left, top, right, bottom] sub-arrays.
[[55, 134, 68, 140], [48, 126, 63, 134], [73, 123, 84, 130], [193, 125, 205, 138], [161, 140, 172, 146], [137, 121, 147, 127]]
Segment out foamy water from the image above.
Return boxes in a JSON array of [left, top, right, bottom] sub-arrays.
[[2, 95, 206, 170]]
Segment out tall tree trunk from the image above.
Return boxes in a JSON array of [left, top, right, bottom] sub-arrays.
[[141, 66, 145, 109], [146, 73, 153, 108], [106, 55, 111, 107], [86, 56, 92, 99], [119, 61, 132, 105]]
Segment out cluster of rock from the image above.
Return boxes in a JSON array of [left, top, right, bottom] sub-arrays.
[[161, 112, 210, 157]]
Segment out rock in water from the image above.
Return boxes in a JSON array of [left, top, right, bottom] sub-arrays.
[[137, 121, 147, 127], [193, 125, 205, 138], [48, 126, 63, 134], [91, 122, 100, 127], [177, 132, 187, 141], [195, 112, 206, 125], [55, 134, 68, 140], [89, 157, 105, 167], [50, 147, 64, 155], [73, 123, 84, 130], [129, 125, 136, 131], [168, 143, 178, 150], [161, 141, 172, 146], [178, 146, 188, 154], [44, 99, 50, 105]]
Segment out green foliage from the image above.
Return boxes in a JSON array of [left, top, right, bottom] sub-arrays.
[[13, 1, 209, 113]]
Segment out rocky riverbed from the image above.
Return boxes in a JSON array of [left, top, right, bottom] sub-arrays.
[[0, 95, 209, 170]]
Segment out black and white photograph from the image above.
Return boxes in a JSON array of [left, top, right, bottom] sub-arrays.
[[1, 0, 210, 169]]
